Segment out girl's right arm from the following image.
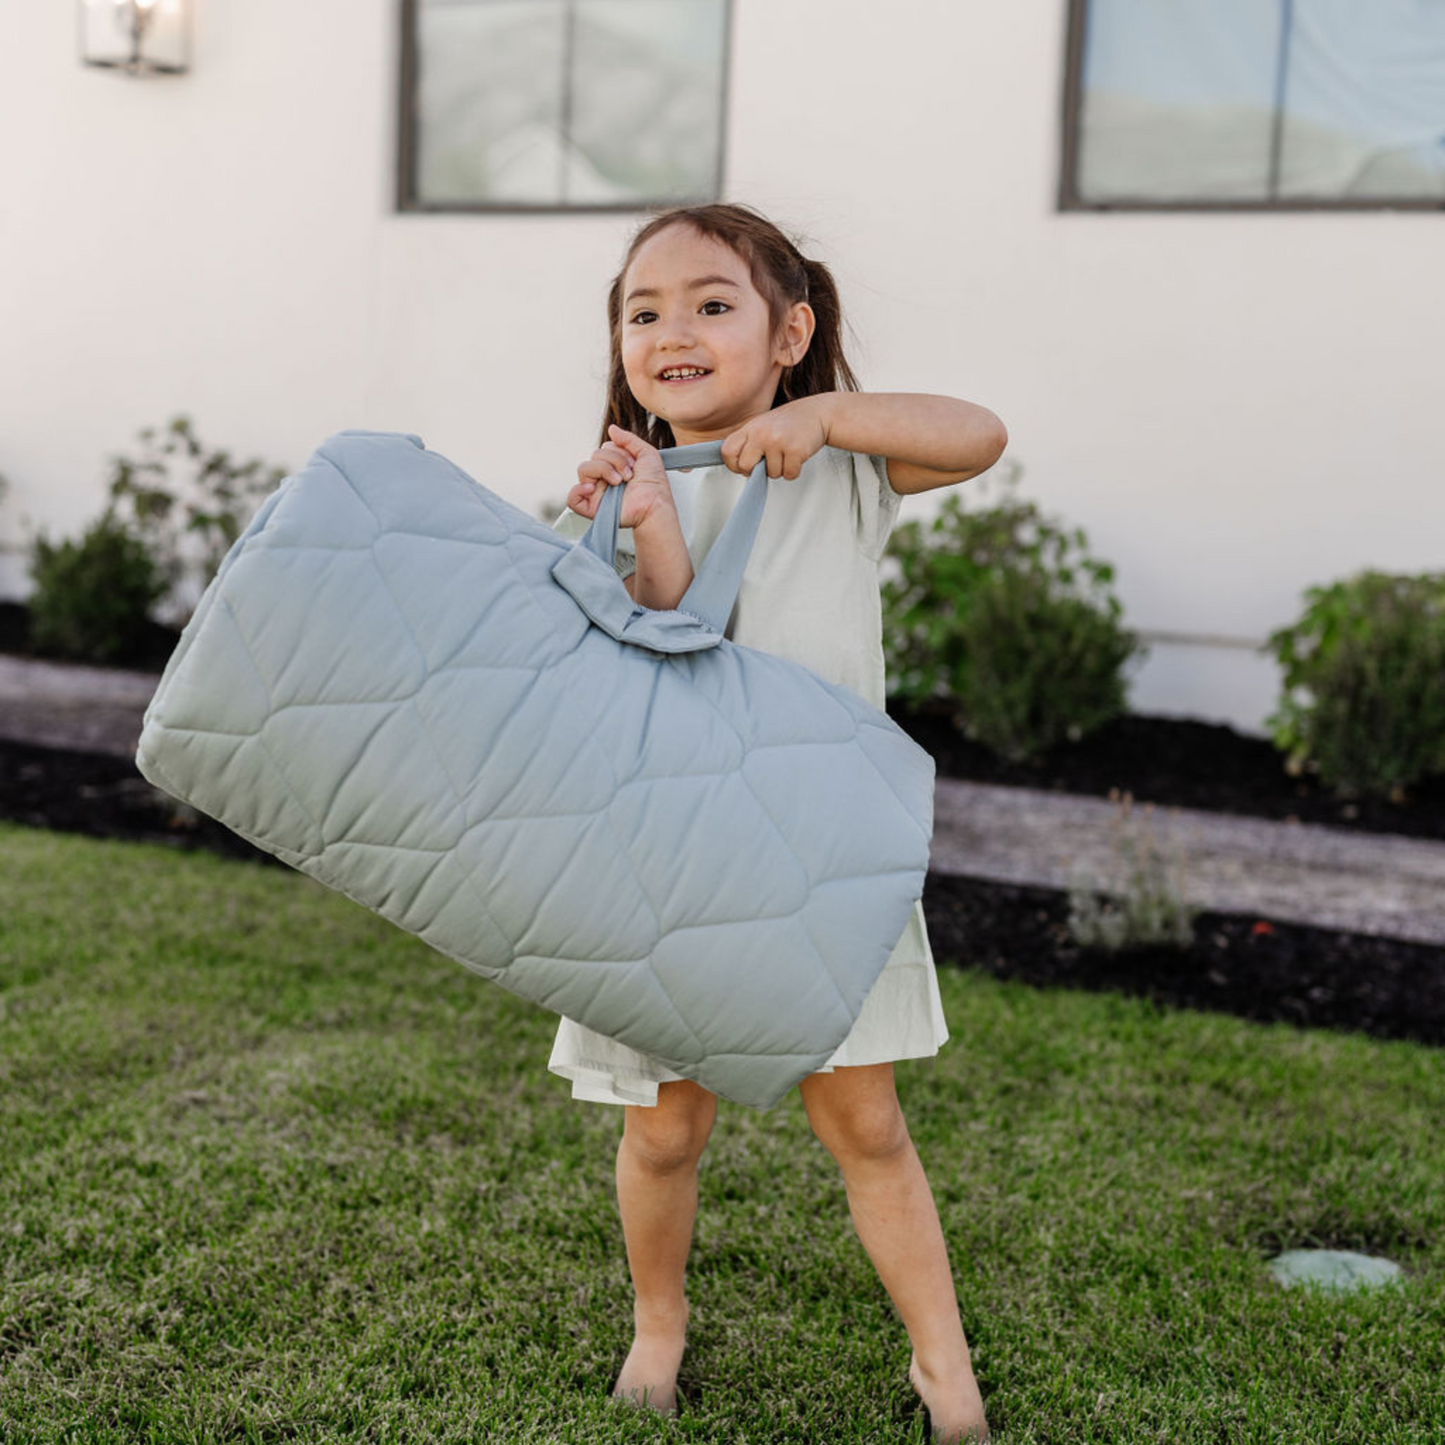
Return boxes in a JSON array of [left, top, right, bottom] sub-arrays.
[[620, 510, 694, 609], [567, 424, 694, 610]]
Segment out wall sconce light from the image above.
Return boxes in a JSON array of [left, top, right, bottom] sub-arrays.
[[79, 0, 190, 76]]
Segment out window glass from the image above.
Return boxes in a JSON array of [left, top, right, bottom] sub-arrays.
[[408, 0, 728, 209], [567, 1, 727, 204], [1280, 0, 1445, 199], [1074, 0, 1445, 205], [415, 0, 568, 207]]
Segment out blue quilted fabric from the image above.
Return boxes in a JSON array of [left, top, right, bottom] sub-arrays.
[[135, 430, 935, 1109]]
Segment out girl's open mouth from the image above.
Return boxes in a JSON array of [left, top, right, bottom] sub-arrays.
[[659, 369, 712, 384]]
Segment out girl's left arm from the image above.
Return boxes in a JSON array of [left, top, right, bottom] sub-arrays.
[[812, 392, 1008, 495]]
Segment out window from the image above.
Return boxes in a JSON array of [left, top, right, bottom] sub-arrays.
[[397, 0, 731, 212], [1061, 0, 1445, 209]]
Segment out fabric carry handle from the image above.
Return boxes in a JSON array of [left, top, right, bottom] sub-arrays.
[[576, 441, 769, 636]]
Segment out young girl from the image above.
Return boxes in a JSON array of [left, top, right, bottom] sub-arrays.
[[549, 202, 1006, 1444]]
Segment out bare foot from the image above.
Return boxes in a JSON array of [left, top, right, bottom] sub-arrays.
[[909, 1350, 990, 1444], [612, 1318, 687, 1417]]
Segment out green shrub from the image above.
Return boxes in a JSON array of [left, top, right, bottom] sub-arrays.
[[104, 415, 287, 624], [1264, 570, 1445, 800], [881, 460, 1144, 763], [1066, 790, 1199, 952], [27, 509, 168, 664]]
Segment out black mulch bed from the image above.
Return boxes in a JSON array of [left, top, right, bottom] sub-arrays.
[[924, 871, 1445, 1051], [0, 737, 282, 868], [0, 601, 180, 674]]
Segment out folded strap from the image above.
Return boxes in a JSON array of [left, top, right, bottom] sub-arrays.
[[553, 442, 770, 651]]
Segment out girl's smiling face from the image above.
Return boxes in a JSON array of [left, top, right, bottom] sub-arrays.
[[620, 223, 811, 447]]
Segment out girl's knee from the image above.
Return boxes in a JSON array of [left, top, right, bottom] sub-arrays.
[[811, 1102, 910, 1163], [800, 1065, 910, 1162], [621, 1079, 717, 1172]]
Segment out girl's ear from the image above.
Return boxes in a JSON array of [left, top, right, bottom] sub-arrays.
[[777, 301, 815, 368]]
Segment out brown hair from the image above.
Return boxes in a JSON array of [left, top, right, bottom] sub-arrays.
[[599, 202, 861, 449]]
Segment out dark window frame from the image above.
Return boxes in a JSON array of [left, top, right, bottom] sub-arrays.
[[1059, 0, 1445, 212], [395, 0, 734, 214]]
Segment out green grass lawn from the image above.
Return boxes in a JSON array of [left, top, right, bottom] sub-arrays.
[[1, 821, 1441, 1444]]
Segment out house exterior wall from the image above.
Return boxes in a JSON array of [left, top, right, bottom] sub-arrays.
[[2, 0, 1439, 735]]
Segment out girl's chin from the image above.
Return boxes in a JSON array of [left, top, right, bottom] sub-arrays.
[[651, 406, 720, 433]]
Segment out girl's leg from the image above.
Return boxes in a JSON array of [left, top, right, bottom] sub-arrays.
[[798, 1062, 989, 1444], [611, 1077, 718, 1413]]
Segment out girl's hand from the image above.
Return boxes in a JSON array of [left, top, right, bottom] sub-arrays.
[[720, 394, 837, 480], [567, 424, 676, 532]]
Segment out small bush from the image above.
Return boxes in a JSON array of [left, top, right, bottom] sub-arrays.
[[1066, 790, 1199, 952], [1263, 570, 1445, 801], [27, 510, 168, 665], [882, 460, 1144, 763], [104, 415, 288, 625]]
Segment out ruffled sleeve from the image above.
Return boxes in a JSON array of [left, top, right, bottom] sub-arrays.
[[550, 505, 637, 581], [845, 448, 906, 563]]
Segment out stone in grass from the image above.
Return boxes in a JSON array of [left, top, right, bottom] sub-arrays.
[[1268, 1249, 1404, 1294]]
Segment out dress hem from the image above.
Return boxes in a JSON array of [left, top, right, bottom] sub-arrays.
[[548, 1020, 951, 1108]]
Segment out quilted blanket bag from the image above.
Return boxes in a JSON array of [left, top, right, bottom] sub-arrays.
[[135, 429, 935, 1109]]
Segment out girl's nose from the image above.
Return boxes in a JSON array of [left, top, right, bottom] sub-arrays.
[[656, 312, 697, 348]]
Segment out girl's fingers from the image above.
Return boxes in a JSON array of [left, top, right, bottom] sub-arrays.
[[720, 429, 753, 475], [600, 443, 633, 480], [606, 424, 638, 458], [607, 424, 655, 467], [579, 456, 631, 486]]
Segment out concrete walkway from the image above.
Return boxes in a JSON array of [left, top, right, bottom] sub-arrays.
[[933, 779, 1445, 948], [4, 652, 1444, 948], [0, 653, 160, 758]]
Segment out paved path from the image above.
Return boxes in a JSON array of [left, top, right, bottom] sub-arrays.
[[4, 652, 1444, 948], [0, 653, 159, 757], [932, 778, 1445, 948]]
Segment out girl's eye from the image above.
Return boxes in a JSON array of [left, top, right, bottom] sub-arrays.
[[628, 301, 731, 325]]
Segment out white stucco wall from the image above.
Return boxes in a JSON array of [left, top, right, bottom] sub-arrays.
[[1, 0, 1439, 736]]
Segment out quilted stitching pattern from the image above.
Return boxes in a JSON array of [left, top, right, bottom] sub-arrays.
[[136, 430, 935, 1109]]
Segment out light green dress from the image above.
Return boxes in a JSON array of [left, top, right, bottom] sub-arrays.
[[546, 445, 948, 1106]]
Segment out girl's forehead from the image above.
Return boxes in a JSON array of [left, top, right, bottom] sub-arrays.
[[624, 226, 754, 294]]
